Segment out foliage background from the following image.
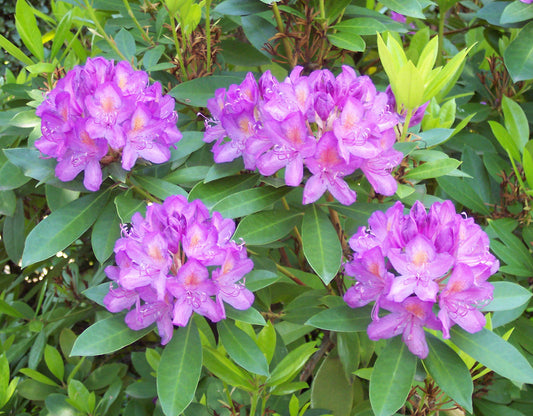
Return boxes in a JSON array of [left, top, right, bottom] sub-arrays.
[[1, 0, 533, 415]]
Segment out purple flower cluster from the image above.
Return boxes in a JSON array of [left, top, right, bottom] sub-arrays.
[[344, 200, 498, 358], [203, 66, 404, 205], [103, 195, 254, 345], [36, 57, 182, 191]]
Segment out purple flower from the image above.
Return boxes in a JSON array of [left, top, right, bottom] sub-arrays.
[[35, 57, 181, 191], [520, 0, 533, 3], [103, 195, 254, 344], [344, 200, 498, 358], [203, 66, 402, 205]]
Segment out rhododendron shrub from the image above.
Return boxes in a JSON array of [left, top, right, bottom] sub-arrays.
[[344, 200, 497, 358], [35, 57, 182, 191]]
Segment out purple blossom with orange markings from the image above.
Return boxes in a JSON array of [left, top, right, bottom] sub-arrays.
[[344, 200, 497, 358], [35, 57, 181, 191], [103, 195, 254, 345], [203, 66, 403, 205]]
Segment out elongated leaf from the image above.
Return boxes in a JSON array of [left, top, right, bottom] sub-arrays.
[[424, 335, 473, 413], [131, 175, 187, 200], [482, 282, 532, 312], [504, 21, 533, 82], [333, 17, 387, 35], [523, 141, 533, 190], [211, 186, 291, 219], [188, 174, 258, 209], [233, 209, 302, 245], [225, 305, 266, 326], [267, 342, 317, 386], [169, 75, 244, 107], [70, 314, 153, 356], [327, 32, 365, 52], [114, 28, 136, 60], [0, 34, 34, 66], [305, 304, 371, 332], [91, 201, 121, 263], [301, 204, 342, 285], [3, 198, 25, 263], [370, 337, 416, 416], [502, 96, 529, 153], [15, 0, 44, 61], [114, 193, 146, 223], [157, 321, 202, 416], [379, 0, 431, 18], [217, 320, 269, 376], [450, 327, 533, 384], [22, 191, 110, 267], [202, 346, 253, 390], [489, 219, 533, 270], [0, 159, 29, 190], [489, 120, 521, 162], [404, 158, 461, 180], [501, 1, 533, 24], [436, 176, 490, 215]]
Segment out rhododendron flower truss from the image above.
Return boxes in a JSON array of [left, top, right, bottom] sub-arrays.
[[103, 195, 254, 345], [35, 57, 182, 191], [203, 65, 404, 205], [343, 200, 498, 358]]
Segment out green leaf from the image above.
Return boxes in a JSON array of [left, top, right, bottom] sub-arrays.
[[489, 120, 521, 162], [475, 398, 527, 416], [404, 158, 461, 180], [114, 28, 136, 60], [188, 174, 258, 209], [3, 198, 25, 263], [504, 21, 533, 82], [211, 186, 291, 219], [225, 305, 266, 326], [502, 96, 529, 153], [0, 298, 24, 318], [114, 193, 146, 223], [169, 75, 245, 107], [0, 159, 29, 190], [219, 39, 271, 66], [214, 0, 269, 15], [157, 321, 202, 416], [70, 314, 153, 356], [379, 0, 432, 18], [482, 282, 532, 312], [170, 131, 206, 161], [305, 304, 371, 332], [217, 320, 269, 376], [44, 345, 64, 383], [523, 141, 533, 190], [0, 190, 15, 216], [131, 175, 187, 200], [501, 1, 533, 24], [310, 355, 354, 416], [21, 191, 110, 267], [417, 128, 455, 148], [488, 219, 533, 270], [332, 17, 387, 35], [370, 337, 417, 416], [19, 368, 59, 387], [51, 10, 73, 59], [91, 200, 121, 263], [45, 185, 80, 212], [301, 204, 342, 285], [202, 346, 253, 389], [424, 335, 473, 413], [327, 32, 366, 52], [3, 148, 55, 183], [45, 393, 82, 416], [0, 34, 34, 66], [233, 209, 302, 245], [436, 176, 490, 215], [15, 0, 44, 61], [450, 327, 533, 384], [267, 342, 317, 386]]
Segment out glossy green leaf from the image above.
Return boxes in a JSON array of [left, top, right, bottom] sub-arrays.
[[217, 320, 269, 376], [131, 175, 187, 200], [114, 28, 136, 60], [91, 201, 121, 263], [219, 39, 271, 66], [0, 34, 34, 66], [257, 322, 276, 364], [214, 0, 269, 15], [114, 193, 146, 223], [50, 10, 73, 58], [523, 141, 533, 190], [379, 0, 431, 18], [19, 368, 59, 387], [164, 166, 210, 184], [2, 199, 24, 263], [0, 190, 16, 216], [327, 32, 366, 52], [424, 335, 473, 413], [267, 341, 317, 386], [301, 204, 342, 285], [22, 191, 110, 267], [404, 158, 461, 180], [169, 75, 245, 107], [202, 346, 253, 390], [450, 327, 533, 384], [337, 332, 360, 378], [211, 186, 291, 219], [488, 219, 533, 270], [44, 345, 64, 383], [501, 1, 533, 24], [45, 394, 79, 416], [4, 148, 56, 183], [45, 185, 80, 212], [225, 305, 266, 326], [504, 21, 533, 82], [417, 128, 455, 148], [70, 314, 153, 356], [170, 131, 206, 161], [310, 355, 354, 416], [333, 17, 387, 35], [370, 337, 417, 416], [436, 176, 490, 215], [188, 174, 258, 209], [0, 159, 29, 190], [157, 321, 202, 416], [502, 96, 529, 153], [475, 398, 526, 416], [233, 209, 302, 245], [305, 304, 371, 332], [482, 282, 532, 312], [489, 120, 521, 162], [15, 0, 44, 61]]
